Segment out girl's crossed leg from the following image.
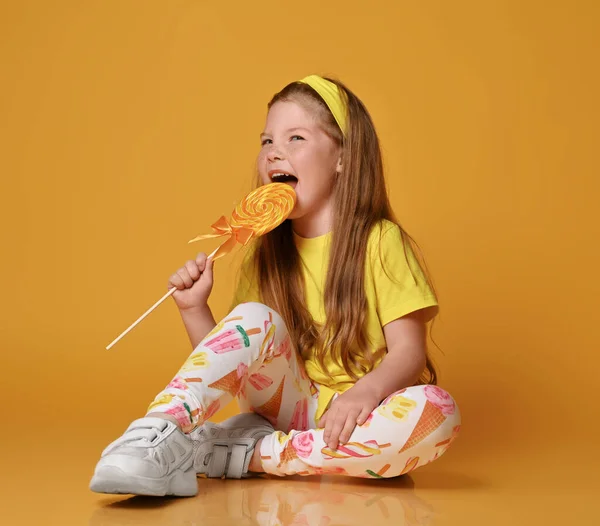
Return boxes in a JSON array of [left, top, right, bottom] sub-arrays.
[[146, 301, 461, 479]]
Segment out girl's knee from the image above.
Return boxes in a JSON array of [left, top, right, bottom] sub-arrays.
[[226, 302, 290, 352], [379, 385, 461, 434]]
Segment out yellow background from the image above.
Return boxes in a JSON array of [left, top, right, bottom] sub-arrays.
[[1, 1, 598, 524]]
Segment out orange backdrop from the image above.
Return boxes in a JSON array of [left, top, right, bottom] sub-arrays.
[[1, 0, 598, 487]]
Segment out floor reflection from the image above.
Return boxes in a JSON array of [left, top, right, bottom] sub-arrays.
[[89, 474, 436, 526]]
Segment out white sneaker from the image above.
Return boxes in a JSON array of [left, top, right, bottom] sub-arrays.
[[189, 412, 274, 479], [89, 417, 197, 497]]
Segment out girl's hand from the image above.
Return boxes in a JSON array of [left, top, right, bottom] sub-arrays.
[[318, 384, 380, 450], [168, 252, 214, 312]]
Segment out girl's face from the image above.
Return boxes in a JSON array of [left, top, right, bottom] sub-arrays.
[[257, 100, 342, 230]]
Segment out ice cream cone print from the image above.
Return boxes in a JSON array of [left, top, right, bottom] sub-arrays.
[[277, 441, 299, 468], [399, 400, 446, 453], [254, 377, 285, 424], [321, 440, 391, 460], [208, 369, 244, 397], [204, 325, 260, 354]]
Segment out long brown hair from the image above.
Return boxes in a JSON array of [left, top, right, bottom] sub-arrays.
[[249, 78, 438, 385]]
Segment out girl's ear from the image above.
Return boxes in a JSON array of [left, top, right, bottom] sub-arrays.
[[336, 156, 343, 174]]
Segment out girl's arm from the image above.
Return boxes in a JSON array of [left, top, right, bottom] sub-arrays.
[[179, 305, 217, 349], [353, 309, 428, 400]]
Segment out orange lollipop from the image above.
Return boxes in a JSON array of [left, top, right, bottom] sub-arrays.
[[188, 183, 296, 260], [106, 183, 296, 350]]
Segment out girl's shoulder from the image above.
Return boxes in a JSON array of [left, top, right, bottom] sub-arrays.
[[369, 218, 399, 237], [367, 219, 405, 254]]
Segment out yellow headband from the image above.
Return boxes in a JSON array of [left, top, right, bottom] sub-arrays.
[[298, 75, 348, 137]]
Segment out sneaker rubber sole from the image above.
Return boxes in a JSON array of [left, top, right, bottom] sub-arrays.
[[90, 465, 198, 497]]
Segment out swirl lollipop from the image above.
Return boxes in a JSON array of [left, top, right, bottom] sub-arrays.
[[187, 183, 296, 260], [106, 183, 296, 350]]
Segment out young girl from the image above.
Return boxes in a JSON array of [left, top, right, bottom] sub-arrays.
[[90, 75, 461, 497]]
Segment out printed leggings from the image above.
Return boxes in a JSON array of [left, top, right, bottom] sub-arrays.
[[146, 302, 461, 478]]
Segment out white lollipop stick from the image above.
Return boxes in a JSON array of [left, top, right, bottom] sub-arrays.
[[105, 246, 219, 350]]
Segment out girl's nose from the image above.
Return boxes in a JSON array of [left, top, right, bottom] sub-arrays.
[[267, 146, 284, 162]]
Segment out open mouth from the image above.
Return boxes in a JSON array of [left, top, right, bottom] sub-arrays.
[[270, 172, 298, 187]]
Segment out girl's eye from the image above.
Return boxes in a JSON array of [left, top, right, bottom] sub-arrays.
[[261, 136, 303, 146]]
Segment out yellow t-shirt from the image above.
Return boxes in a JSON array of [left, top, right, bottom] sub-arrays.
[[229, 219, 439, 420]]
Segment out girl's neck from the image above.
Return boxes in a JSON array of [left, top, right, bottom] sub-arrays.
[[291, 204, 333, 238]]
